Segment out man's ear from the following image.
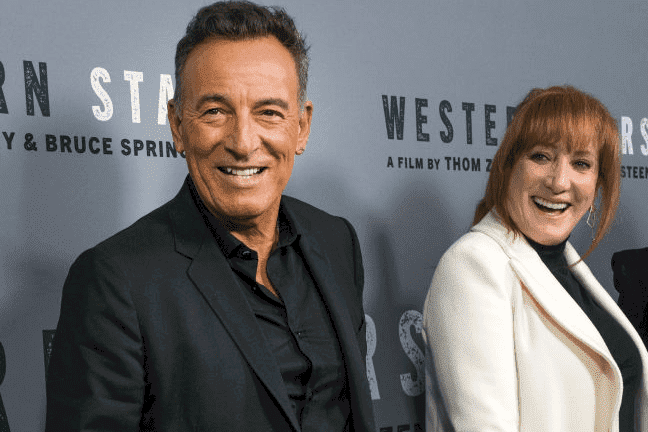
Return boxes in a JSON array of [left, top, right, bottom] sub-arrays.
[[167, 99, 185, 153], [296, 101, 313, 154]]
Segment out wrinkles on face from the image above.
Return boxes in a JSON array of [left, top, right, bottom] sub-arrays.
[[168, 37, 312, 228], [506, 143, 598, 245]]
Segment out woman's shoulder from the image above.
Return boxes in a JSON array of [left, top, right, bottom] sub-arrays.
[[430, 228, 518, 296], [440, 229, 509, 265]]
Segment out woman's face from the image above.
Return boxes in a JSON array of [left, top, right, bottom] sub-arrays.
[[506, 143, 599, 246]]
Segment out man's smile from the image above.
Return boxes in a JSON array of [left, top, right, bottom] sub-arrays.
[[217, 166, 267, 178]]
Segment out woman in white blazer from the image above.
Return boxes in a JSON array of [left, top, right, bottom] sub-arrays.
[[423, 85, 648, 432]]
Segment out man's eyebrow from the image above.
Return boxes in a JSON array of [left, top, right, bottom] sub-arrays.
[[254, 98, 290, 111], [196, 93, 229, 107]]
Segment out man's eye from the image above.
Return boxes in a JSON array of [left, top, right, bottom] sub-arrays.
[[204, 108, 223, 116], [261, 109, 281, 117]]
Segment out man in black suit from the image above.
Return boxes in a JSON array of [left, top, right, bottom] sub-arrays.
[[45, 2, 375, 431], [612, 247, 648, 348]]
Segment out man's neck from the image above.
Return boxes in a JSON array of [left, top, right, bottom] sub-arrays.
[[225, 212, 281, 297], [230, 221, 279, 259], [210, 207, 280, 260]]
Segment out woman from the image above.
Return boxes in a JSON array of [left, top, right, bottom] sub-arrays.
[[423, 85, 648, 431]]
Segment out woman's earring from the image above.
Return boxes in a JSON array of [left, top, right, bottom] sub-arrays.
[[586, 205, 596, 229]]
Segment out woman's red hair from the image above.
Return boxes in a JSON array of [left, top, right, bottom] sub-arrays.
[[473, 85, 621, 260]]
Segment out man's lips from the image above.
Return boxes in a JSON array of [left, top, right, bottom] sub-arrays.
[[533, 196, 570, 212], [217, 167, 266, 177]]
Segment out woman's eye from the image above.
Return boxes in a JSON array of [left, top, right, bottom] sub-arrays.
[[530, 152, 549, 161], [574, 160, 591, 169]]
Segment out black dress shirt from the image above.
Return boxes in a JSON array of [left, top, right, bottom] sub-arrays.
[[188, 179, 350, 431], [527, 237, 642, 432]]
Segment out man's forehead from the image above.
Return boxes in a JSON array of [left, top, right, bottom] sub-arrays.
[[188, 36, 295, 67], [184, 37, 298, 83]]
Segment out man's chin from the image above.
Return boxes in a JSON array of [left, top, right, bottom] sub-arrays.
[[208, 201, 278, 225]]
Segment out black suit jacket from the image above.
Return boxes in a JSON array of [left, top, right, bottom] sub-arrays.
[[612, 247, 648, 349], [46, 178, 376, 432]]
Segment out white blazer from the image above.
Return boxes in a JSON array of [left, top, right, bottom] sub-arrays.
[[423, 212, 648, 432]]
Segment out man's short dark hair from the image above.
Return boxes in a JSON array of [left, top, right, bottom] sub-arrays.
[[174, 0, 310, 111]]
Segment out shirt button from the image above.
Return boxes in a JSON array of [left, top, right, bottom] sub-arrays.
[[241, 250, 253, 259]]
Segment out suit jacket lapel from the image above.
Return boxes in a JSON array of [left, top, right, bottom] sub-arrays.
[[297, 235, 361, 359], [292, 216, 374, 431], [168, 180, 301, 431]]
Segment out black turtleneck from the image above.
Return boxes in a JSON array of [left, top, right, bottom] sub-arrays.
[[526, 236, 641, 432]]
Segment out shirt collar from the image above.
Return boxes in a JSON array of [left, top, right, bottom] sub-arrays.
[[186, 176, 300, 258]]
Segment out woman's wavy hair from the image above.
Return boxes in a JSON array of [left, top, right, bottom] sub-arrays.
[[473, 85, 621, 260]]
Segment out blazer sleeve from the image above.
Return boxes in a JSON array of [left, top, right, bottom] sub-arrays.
[[45, 248, 145, 432], [423, 234, 519, 432]]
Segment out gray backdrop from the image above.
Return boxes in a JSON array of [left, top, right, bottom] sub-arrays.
[[1, 1, 647, 431]]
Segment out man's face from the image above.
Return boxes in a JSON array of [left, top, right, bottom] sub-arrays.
[[169, 36, 312, 225]]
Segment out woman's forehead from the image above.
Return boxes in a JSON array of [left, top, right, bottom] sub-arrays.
[[529, 140, 598, 154], [520, 114, 601, 153]]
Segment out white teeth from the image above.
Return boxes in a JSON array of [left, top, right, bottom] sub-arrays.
[[223, 167, 262, 176], [534, 197, 568, 210]]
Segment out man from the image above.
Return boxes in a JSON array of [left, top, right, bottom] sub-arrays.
[[613, 247, 648, 348], [45, 2, 375, 431]]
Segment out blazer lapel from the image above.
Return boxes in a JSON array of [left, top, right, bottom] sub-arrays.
[[509, 254, 614, 359], [567, 242, 645, 349], [568, 245, 648, 422], [475, 213, 614, 363], [474, 212, 648, 429], [167, 180, 301, 431]]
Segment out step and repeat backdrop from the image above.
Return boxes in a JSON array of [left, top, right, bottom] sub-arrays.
[[1, 1, 647, 430]]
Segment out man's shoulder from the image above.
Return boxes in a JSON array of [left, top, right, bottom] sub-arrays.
[[109, 200, 173, 240], [281, 195, 336, 218], [84, 190, 186, 266], [94, 202, 172, 258], [281, 195, 353, 235]]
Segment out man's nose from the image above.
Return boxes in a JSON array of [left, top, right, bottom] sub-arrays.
[[225, 114, 258, 157]]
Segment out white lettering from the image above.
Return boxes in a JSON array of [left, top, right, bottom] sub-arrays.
[[621, 116, 634, 155], [640, 117, 648, 156], [158, 74, 174, 125], [124, 70, 143, 123], [399, 310, 424, 397], [91, 67, 113, 121], [365, 314, 380, 400]]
